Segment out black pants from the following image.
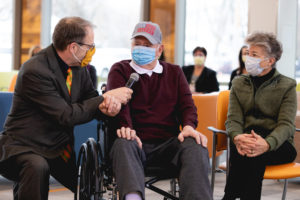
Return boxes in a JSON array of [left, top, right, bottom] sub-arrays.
[[0, 152, 77, 200], [110, 137, 213, 200], [222, 141, 297, 200]]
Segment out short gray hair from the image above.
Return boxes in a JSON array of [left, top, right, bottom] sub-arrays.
[[245, 32, 282, 63]]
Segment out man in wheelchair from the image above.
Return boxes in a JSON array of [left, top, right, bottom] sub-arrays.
[[107, 21, 213, 200]]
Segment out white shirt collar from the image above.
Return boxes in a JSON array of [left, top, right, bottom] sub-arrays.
[[129, 60, 163, 77]]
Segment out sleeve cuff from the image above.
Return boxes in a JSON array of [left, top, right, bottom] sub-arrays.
[[229, 132, 240, 142], [265, 136, 277, 151]]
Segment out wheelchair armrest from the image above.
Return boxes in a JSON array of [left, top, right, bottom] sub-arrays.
[[207, 126, 228, 136]]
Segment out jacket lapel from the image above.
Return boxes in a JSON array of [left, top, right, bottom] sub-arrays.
[[45, 46, 71, 102]]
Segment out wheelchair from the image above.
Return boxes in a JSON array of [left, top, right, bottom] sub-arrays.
[[74, 117, 180, 200]]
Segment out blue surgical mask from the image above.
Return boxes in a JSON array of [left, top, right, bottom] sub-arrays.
[[132, 46, 156, 66], [245, 56, 268, 76]]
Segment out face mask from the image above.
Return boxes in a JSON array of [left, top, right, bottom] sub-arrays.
[[132, 46, 156, 66], [242, 55, 247, 63], [73, 45, 96, 67], [194, 56, 205, 66], [81, 47, 95, 67], [245, 55, 268, 76]]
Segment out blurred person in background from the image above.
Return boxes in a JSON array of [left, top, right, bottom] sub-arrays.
[[28, 45, 42, 58], [182, 46, 219, 94], [87, 64, 98, 89], [228, 45, 248, 89]]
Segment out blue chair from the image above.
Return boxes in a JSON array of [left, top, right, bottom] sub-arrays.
[[0, 91, 98, 158], [0, 92, 13, 132], [74, 119, 99, 157]]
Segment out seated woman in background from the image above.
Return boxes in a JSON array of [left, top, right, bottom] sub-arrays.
[[182, 46, 219, 93], [28, 45, 42, 58], [228, 45, 248, 89], [223, 32, 297, 200], [86, 64, 98, 89]]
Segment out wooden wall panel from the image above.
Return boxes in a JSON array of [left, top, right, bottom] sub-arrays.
[[21, 0, 41, 65], [150, 0, 175, 63]]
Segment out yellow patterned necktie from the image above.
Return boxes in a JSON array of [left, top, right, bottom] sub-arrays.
[[61, 68, 72, 162], [66, 67, 72, 95]]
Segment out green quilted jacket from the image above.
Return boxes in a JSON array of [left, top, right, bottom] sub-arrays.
[[226, 69, 297, 151]]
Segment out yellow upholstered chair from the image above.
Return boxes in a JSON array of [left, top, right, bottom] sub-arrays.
[[0, 71, 18, 91], [208, 90, 300, 200], [8, 74, 18, 92], [296, 83, 300, 92]]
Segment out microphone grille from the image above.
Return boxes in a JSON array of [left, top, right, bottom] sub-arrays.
[[130, 73, 139, 82]]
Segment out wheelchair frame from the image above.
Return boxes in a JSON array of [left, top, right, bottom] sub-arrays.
[[74, 119, 180, 200], [74, 120, 117, 200]]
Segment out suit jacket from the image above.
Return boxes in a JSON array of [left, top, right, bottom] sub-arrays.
[[182, 65, 219, 93], [0, 45, 103, 163]]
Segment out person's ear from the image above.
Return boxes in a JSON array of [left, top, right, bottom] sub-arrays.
[[157, 44, 164, 57], [268, 57, 276, 67], [159, 44, 164, 53], [68, 42, 78, 54]]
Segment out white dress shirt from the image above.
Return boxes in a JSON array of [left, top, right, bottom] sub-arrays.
[[129, 60, 163, 77]]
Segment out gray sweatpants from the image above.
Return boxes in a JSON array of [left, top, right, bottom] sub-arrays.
[[110, 137, 212, 200]]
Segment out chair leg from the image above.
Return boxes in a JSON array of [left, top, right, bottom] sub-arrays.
[[281, 179, 288, 200], [226, 137, 230, 180], [169, 178, 178, 196], [211, 131, 217, 193]]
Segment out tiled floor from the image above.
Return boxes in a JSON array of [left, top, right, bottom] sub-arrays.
[[1, 172, 300, 200]]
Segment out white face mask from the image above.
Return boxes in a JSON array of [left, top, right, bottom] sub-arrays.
[[194, 56, 205, 66], [245, 56, 268, 76]]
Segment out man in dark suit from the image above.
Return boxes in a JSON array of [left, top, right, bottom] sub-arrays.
[[0, 17, 132, 200]]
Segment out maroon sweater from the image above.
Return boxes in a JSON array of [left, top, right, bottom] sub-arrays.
[[107, 60, 198, 141]]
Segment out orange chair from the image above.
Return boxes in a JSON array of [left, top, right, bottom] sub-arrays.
[[8, 74, 17, 92], [208, 90, 300, 200], [207, 90, 230, 192], [192, 93, 222, 158]]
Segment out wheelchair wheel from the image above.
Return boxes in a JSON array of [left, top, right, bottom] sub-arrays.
[[75, 143, 89, 200], [75, 138, 103, 200]]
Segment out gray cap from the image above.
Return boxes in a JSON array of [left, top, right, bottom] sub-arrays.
[[131, 21, 162, 44]]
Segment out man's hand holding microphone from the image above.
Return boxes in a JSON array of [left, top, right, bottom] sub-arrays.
[[99, 73, 139, 116]]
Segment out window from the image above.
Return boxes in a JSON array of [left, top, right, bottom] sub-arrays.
[[51, 0, 141, 87], [184, 0, 248, 90], [0, 1, 13, 71]]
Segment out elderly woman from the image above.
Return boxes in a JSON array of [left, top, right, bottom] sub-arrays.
[[223, 32, 297, 200]]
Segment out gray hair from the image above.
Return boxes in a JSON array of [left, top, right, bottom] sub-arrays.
[[52, 17, 94, 51], [245, 32, 282, 65]]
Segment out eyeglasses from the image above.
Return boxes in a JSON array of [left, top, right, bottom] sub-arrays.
[[76, 42, 95, 50]]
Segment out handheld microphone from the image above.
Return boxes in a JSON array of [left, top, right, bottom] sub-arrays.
[[125, 73, 139, 88]]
